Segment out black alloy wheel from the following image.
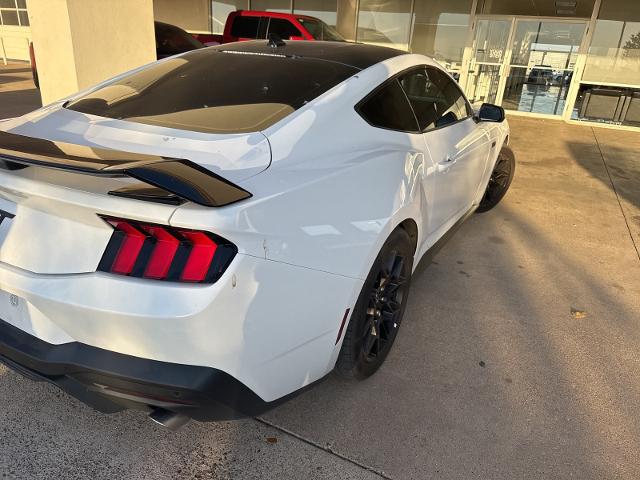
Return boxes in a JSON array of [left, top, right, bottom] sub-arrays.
[[476, 146, 516, 213], [361, 249, 407, 362], [335, 228, 413, 379]]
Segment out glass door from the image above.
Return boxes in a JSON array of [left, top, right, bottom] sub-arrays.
[[502, 20, 587, 115], [465, 18, 512, 105], [464, 17, 588, 117]]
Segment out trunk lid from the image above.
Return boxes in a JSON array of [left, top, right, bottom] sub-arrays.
[[0, 109, 267, 274], [2, 108, 272, 183]]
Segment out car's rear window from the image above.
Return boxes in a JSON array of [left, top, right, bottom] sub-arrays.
[[65, 48, 357, 134]]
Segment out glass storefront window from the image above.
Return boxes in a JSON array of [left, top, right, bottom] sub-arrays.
[[582, 0, 640, 86], [503, 20, 585, 114], [356, 0, 413, 50], [251, 0, 291, 13], [465, 19, 511, 104], [211, 1, 249, 33], [293, 0, 337, 26], [510, 21, 584, 68], [572, 84, 640, 126], [409, 0, 472, 73], [476, 0, 596, 18]]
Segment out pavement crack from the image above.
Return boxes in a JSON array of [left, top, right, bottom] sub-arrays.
[[591, 127, 640, 263], [255, 416, 395, 480]]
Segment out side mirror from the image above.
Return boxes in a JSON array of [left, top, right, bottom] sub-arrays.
[[476, 103, 506, 123]]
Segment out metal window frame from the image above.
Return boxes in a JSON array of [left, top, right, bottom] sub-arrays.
[[0, 0, 26, 26]]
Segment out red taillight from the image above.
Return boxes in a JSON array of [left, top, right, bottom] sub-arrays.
[[108, 220, 146, 275], [98, 217, 236, 283], [179, 231, 218, 282], [141, 226, 180, 279]]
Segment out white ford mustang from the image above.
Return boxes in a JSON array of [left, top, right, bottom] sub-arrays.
[[0, 40, 513, 428]]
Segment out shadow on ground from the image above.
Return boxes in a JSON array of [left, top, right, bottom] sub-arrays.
[[0, 89, 41, 119]]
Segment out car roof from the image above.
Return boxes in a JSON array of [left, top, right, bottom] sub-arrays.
[[232, 10, 325, 22], [214, 40, 406, 71]]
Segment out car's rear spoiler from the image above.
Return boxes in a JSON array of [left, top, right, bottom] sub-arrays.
[[0, 130, 252, 207]]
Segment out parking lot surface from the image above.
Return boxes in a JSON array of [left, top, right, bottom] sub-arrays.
[[1, 63, 640, 479]]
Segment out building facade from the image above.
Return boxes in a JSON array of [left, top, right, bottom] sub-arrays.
[[2, 0, 639, 130], [201, 0, 640, 130], [0, 0, 30, 62]]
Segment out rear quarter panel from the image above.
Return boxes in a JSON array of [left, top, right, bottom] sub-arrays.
[[170, 55, 436, 281]]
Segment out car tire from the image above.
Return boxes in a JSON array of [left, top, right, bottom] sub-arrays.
[[476, 146, 516, 213], [335, 228, 414, 380]]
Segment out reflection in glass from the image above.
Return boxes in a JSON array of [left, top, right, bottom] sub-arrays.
[[464, 20, 510, 104], [356, 0, 413, 50], [510, 21, 584, 69], [503, 20, 584, 115], [297, 17, 344, 41], [572, 84, 640, 127], [583, 0, 640, 85], [583, 20, 640, 85], [409, 0, 472, 73], [473, 19, 511, 63], [211, 0, 249, 33], [294, 0, 338, 26], [476, 0, 595, 17], [0, 9, 18, 25], [503, 67, 572, 114], [66, 49, 356, 134], [466, 64, 501, 105], [251, 0, 291, 13]]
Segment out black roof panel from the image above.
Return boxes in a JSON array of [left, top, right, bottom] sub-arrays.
[[215, 40, 406, 70], [66, 45, 361, 134]]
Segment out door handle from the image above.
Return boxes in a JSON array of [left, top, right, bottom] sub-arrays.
[[437, 156, 457, 173]]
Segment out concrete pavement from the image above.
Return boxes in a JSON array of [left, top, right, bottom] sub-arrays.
[[1, 63, 640, 479]]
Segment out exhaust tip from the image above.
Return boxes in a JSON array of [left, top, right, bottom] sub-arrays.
[[149, 408, 190, 431]]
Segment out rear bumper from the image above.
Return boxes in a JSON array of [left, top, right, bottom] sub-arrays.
[[0, 254, 361, 403], [0, 318, 282, 421]]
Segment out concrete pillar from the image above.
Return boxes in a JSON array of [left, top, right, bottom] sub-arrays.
[[28, 0, 156, 105], [336, 0, 358, 41]]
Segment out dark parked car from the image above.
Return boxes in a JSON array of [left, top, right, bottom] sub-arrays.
[[154, 21, 204, 58], [526, 65, 554, 86], [29, 21, 204, 89]]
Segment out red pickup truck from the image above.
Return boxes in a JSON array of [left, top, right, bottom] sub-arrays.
[[192, 10, 345, 45]]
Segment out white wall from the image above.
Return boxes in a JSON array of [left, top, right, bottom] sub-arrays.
[[0, 25, 31, 61]]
